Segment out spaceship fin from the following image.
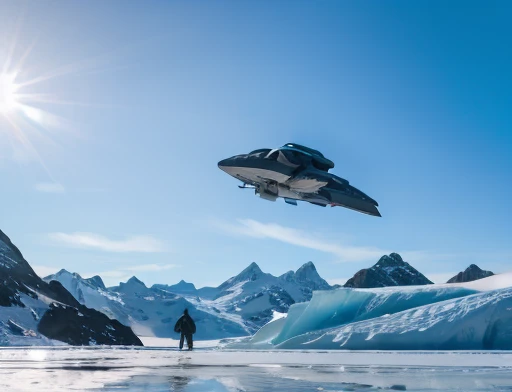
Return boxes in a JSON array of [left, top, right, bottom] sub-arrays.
[[284, 198, 297, 206]]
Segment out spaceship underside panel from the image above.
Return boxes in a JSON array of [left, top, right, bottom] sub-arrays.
[[220, 166, 292, 185], [285, 177, 328, 193]]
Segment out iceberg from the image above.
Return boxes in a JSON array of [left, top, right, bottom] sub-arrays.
[[232, 272, 512, 350], [249, 302, 308, 345], [272, 285, 477, 345], [278, 287, 512, 350]]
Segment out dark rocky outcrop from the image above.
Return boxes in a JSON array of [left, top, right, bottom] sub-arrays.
[[447, 264, 494, 283], [38, 303, 142, 346], [344, 253, 433, 288], [0, 229, 142, 346]]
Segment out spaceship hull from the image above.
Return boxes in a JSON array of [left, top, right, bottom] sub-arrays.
[[327, 191, 382, 216], [218, 144, 381, 217]]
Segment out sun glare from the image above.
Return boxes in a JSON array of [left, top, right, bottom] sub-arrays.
[[0, 29, 75, 168], [1, 17, 112, 171], [0, 72, 19, 114]]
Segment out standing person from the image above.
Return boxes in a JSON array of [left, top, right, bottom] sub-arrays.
[[174, 308, 196, 350]]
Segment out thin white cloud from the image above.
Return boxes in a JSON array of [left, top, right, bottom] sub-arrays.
[[216, 218, 389, 262], [35, 182, 65, 193], [47, 232, 165, 253], [215, 219, 473, 268]]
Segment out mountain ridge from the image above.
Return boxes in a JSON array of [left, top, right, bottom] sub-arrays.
[[447, 264, 494, 283], [38, 245, 501, 342], [0, 229, 142, 346], [45, 260, 335, 336], [344, 253, 434, 288]]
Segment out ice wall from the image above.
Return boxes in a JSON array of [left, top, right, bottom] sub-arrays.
[[249, 302, 308, 346], [225, 273, 512, 350], [277, 287, 512, 350], [270, 286, 477, 345]]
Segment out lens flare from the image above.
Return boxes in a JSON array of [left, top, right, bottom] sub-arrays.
[[1, 12, 122, 175], [0, 72, 19, 114], [0, 23, 77, 175]]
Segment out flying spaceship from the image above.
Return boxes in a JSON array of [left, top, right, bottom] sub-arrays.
[[218, 143, 381, 217]]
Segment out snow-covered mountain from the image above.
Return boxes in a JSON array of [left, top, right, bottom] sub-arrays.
[[280, 261, 332, 297], [232, 272, 512, 350], [153, 280, 197, 295], [45, 261, 333, 337], [43, 269, 127, 321], [43, 271, 249, 340], [0, 229, 142, 346], [447, 264, 494, 283], [186, 261, 333, 329], [344, 253, 433, 288]]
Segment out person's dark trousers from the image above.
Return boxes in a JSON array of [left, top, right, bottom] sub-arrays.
[[179, 333, 193, 350]]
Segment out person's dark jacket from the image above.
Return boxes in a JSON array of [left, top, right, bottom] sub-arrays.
[[174, 313, 196, 334]]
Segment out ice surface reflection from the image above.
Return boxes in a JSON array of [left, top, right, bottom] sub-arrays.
[[28, 349, 47, 361], [105, 376, 242, 392], [1, 347, 512, 391]]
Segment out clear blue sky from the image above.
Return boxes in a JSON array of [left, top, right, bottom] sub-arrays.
[[1, 0, 511, 287]]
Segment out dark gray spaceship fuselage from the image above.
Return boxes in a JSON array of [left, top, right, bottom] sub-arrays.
[[218, 143, 381, 217]]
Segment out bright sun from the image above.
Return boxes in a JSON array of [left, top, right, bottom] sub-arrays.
[[0, 72, 19, 114], [0, 20, 85, 175]]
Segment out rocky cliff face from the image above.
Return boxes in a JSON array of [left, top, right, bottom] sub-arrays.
[[0, 229, 142, 346], [344, 253, 433, 288], [447, 264, 494, 283], [38, 302, 141, 346]]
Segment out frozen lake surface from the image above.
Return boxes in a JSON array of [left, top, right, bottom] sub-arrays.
[[1, 343, 512, 392]]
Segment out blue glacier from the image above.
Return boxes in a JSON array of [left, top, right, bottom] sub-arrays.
[[230, 273, 512, 350], [271, 286, 478, 345], [277, 287, 512, 350]]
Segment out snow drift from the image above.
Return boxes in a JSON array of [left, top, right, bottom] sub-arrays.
[[234, 272, 512, 350]]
